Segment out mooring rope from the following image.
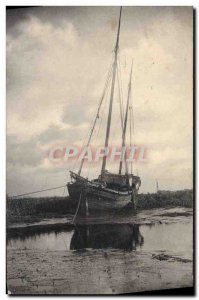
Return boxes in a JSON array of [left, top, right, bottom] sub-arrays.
[[72, 192, 82, 224], [10, 185, 67, 199]]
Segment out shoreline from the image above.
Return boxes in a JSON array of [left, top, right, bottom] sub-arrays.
[[7, 189, 193, 227], [6, 206, 193, 295], [7, 206, 193, 230]]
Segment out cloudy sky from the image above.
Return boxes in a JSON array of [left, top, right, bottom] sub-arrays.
[[6, 6, 193, 196]]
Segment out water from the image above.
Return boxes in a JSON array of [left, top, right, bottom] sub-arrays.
[[7, 221, 193, 258]]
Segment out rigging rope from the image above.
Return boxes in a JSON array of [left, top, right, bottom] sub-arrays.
[[72, 55, 114, 174], [61, 185, 66, 196], [116, 63, 124, 129], [118, 52, 125, 122], [10, 185, 67, 199], [78, 62, 113, 176], [130, 86, 139, 176], [72, 192, 82, 224], [129, 105, 133, 174], [86, 77, 111, 179]]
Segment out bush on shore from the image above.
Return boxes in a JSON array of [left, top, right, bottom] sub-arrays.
[[7, 189, 193, 225]]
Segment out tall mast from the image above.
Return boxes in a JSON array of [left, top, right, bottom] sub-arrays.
[[119, 62, 133, 175], [129, 105, 133, 174], [101, 7, 122, 176], [77, 63, 112, 176]]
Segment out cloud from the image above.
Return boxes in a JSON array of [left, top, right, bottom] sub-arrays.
[[6, 7, 193, 194], [38, 123, 86, 145], [7, 134, 42, 166]]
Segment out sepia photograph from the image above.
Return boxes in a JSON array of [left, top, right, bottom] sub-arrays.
[[6, 5, 194, 295]]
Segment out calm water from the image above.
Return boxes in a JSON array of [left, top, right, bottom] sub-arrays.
[[7, 222, 193, 259]]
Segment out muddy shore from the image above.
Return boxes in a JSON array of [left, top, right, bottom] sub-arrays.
[[7, 207, 193, 295], [7, 248, 192, 295]]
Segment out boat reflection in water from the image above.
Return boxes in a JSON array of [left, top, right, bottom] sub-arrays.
[[7, 223, 144, 252], [70, 224, 144, 251]]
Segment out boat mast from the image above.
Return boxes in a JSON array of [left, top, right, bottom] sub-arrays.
[[101, 7, 122, 176], [77, 65, 112, 176], [129, 105, 133, 174], [119, 62, 133, 175]]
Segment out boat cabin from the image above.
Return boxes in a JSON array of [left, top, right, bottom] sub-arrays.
[[98, 170, 141, 190]]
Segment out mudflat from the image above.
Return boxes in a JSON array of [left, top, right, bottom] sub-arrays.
[[7, 207, 193, 295]]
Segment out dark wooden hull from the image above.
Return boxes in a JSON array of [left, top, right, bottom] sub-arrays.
[[67, 180, 137, 213]]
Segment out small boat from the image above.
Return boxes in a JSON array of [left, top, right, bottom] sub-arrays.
[[67, 7, 141, 215]]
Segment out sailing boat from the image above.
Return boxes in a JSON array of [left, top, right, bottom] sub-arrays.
[[67, 7, 141, 213]]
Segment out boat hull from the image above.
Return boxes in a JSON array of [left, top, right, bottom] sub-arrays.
[[67, 180, 136, 213]]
